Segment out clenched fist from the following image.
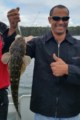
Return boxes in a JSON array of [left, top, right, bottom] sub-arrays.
[[7, 7, 20, 35]]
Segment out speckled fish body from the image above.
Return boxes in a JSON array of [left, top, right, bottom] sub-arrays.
[[8, 37, 28, 118], [9, 37, 26, 118]]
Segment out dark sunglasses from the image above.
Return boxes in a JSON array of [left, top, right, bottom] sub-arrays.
[[51, 16, 70, 21]]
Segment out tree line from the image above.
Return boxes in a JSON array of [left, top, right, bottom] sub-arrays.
[[18, 26, 80, 36]]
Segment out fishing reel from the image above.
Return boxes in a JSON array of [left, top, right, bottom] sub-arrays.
[[0, 22, 8, 35]]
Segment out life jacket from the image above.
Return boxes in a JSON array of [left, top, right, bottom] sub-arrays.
[[0, 35, 10, 89]]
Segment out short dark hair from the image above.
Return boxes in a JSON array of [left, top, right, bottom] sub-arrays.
[[49, 5, 69, 16]]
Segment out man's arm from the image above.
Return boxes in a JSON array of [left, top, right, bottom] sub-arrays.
[[50, 54, 80, 85], [2, 7, 20, 53], [67, 65, 80, 85], [7, 7, 20, 36]]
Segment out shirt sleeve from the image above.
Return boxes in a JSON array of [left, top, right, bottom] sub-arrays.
[[26, 38, 36, 58], [2, 29, 16, 54], [67, 64, 80, 85]]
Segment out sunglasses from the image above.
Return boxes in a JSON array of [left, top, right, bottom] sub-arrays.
[[51, 16, 70, 21]]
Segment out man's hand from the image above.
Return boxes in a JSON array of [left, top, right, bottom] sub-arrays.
[[7, 7, 20, 35], [24, 36, 34, 43], [50, 54, 68, 76]]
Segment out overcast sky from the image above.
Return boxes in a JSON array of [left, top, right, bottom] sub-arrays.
[[0, 0, 80, 27]]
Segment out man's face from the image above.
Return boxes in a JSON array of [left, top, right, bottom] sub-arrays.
[[48, 8, 69, 35]]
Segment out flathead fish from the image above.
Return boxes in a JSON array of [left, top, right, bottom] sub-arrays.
[[1, 36, 31, 118]]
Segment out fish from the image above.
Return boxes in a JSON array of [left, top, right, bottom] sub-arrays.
[[1, 36, 31, 118]]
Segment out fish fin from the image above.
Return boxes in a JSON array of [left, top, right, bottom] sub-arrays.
[[21, 55, 31, 74], [1, 52, 10, 64]]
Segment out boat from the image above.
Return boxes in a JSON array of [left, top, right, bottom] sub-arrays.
[[8, 94, 34, 120]]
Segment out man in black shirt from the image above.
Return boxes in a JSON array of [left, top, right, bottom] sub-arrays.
[[26, 5, 80, 120]]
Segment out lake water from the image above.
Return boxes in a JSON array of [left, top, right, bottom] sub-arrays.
[[73, 35, 80, 39], [8, 35, 80, 96]]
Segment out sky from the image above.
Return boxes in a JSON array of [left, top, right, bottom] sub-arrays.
[[0, 0, 80, 27]]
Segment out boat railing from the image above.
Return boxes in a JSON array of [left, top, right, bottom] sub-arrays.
[[8, 94, 34, 120]]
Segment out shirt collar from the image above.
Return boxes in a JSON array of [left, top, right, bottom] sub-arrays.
[[44, 30, 75, 45], [44, 30, 54, 42], [65, 31, 75, 44]]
